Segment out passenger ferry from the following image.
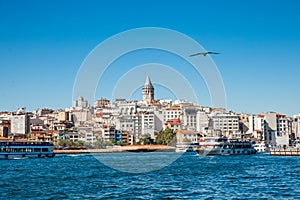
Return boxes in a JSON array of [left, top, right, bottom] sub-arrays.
[[0, 139, 55, 159], [175, 143, 199, 152], [196, 137, 256, 156]]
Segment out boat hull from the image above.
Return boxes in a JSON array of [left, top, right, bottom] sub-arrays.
[[197, 147, 256, 156]]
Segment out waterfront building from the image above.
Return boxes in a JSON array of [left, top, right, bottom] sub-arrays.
[[196, 111, 209, 133], [78, 127, 97, 143], [176, 129, 199, 143], [0, 119, 10, 138], [114, 129, 122, 144], [211, 112, 240, 138], [120, 131, 133, 145], [250, 114, 265, 141], [292, 113, 300, 139], [140, 112, 155, 138], [263, 112, 290, 147], [64, 131, 85, 142], [30, 130, 58, 143], [101, 124, 116, 142], [142, 75, 154, 105], [0, 126, 8, 138]]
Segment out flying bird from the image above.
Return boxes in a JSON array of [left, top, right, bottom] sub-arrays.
[[189, 52, 220, 57]]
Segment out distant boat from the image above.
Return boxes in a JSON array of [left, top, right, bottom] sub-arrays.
[[0, 139, 55, 159], [175, 143, 199, 152], [195, 137, 256, 156], [253, 142, 269, 153]]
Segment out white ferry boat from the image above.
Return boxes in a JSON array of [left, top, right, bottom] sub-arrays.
[[0, 140, 55, 159], [196, 137, 256, 156], [175, 143, 199, 152]]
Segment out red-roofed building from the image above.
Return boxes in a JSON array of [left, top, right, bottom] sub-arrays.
[[164, 118, 181, 131]]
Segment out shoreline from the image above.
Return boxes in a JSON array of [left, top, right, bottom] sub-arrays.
[[53, 145, 176, 154]]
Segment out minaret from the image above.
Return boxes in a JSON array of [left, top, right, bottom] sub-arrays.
[[142, 75, 154, 104]]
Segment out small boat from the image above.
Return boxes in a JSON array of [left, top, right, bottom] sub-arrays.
[[0, 140, 55, 159], [253, 142, 269, 153], [175, 143, 199, 152], [196, 137, 256, 156]]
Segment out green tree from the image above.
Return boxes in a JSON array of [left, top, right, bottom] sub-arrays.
[[92, 139, 114, 149], [139, 133, 153, 144], [155, 128, 176, 146], [58, 139, 71, 148]]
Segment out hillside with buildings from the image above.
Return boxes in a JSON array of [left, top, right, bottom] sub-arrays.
[[1, 75, 299, 149]]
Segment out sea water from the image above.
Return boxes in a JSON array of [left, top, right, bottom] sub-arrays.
[[1, 152, 300, 199]]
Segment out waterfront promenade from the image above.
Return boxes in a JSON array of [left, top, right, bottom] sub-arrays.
[[54, 145, 176, 154], [270, 147, 300, 156]]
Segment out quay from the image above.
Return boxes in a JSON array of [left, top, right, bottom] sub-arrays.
[[270, 148, 300, 156], [53, 145, 176, 154]]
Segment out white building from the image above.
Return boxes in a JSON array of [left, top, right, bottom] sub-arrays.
[[162, 106, 182, 122], [141, 112, 155, 138], [176, 130, 199, 143], [101, 125, 116, 142], [196, 111, 209, 133], [293, 113, 300, 139], [78, 127, 97, 143], [72, 109, 92, 126], [211, 112, 240, 138], [182, 107, 199, 131], [264, 112, 289, 147], [116, 116, 135, 133], [10, 114, 30, 135], [73, 96, 89, 108]]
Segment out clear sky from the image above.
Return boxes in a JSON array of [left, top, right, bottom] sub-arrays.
[[0, 0, 300, 116]]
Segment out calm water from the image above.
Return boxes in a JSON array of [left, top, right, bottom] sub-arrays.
[[1, 152, 300, 199]]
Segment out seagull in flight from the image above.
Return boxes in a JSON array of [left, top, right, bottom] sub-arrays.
[[189, 52, 220, 57]]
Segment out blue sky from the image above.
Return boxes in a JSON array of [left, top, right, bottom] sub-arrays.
[[0, 0, 300, 116]]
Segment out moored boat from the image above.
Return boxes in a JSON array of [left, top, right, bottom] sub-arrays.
[[175, 143, 199, 152], [196, 137, 256, 156], [253, 142, 269, 153], [0, 140, 55, 159]]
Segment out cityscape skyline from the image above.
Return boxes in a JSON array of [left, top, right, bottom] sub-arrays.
[[1, 74, 299, 118], [0, 0, 300, 116]]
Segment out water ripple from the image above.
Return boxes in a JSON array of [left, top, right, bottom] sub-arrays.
[[1, 153, 300, 199]]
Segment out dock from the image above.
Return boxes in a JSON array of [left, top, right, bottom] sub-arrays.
[[270, 148, 300, 156]]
